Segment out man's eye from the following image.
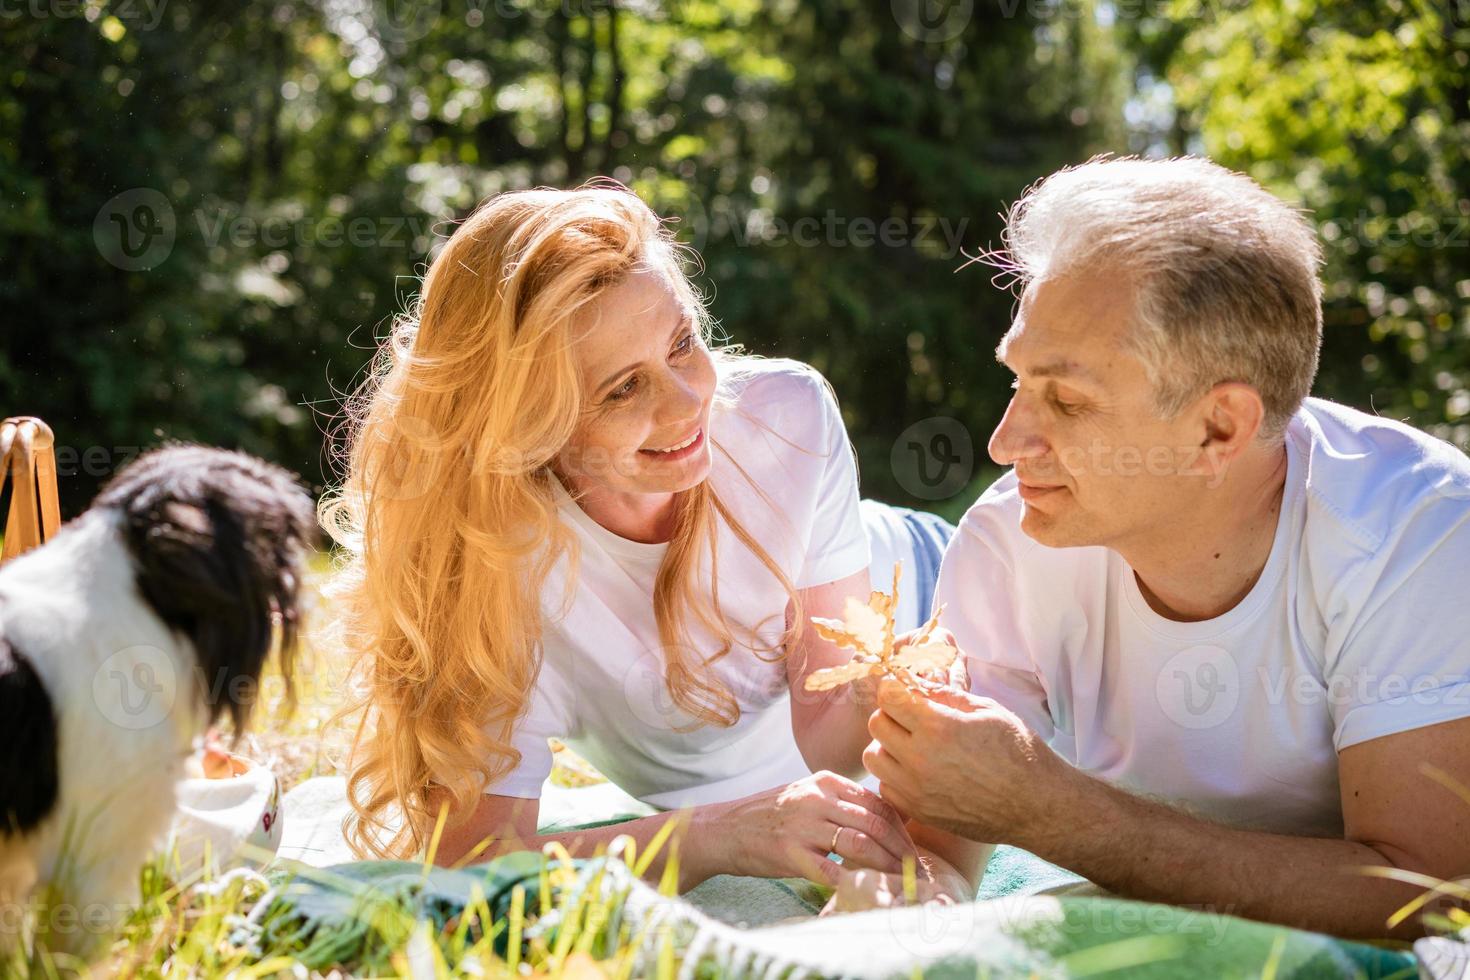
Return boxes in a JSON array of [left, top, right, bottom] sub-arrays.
[[1050, 393, 1082, 416]]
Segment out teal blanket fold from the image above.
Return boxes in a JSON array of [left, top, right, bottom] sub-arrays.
[[977, 844, 1084, 900]]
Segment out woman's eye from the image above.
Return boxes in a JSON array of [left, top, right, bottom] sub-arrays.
[[607, 375, 639, 402], [672, 331, 696, 358]]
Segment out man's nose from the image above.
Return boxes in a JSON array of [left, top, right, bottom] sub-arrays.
[[988, 398, 1048, 466]]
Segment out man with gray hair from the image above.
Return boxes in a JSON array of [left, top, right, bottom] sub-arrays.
[[862, 156, 1470, 938]]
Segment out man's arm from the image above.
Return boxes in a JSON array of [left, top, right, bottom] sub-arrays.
[[865, 682, 1470, 939], [1035, 717, 1470, 939]]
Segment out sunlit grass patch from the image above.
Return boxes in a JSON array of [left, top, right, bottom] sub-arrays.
[[5, 784, 696, 979], [6, 840, 684, 979]]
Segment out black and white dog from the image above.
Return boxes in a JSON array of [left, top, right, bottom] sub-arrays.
[[0, 445, 315, 950]]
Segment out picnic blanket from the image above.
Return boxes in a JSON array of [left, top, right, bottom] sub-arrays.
[[230, 852, 1420, 979], [248, 775, 1428, 977]]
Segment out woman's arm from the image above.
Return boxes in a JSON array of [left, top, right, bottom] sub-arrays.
[[427, 789, 716, 890], [427, 770, 919, 892], [786, 567, 878, 779], [909, 822, 992, 898]]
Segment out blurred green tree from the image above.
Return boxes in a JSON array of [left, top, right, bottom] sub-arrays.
[[1, 0, 1119, 517], [5, 0, 1458, 523], [1138, 0, 1470, 448]]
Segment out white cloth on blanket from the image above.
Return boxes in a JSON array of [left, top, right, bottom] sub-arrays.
[[274, 774, 825, 927], [275, 775, 361, 868], [274, 776, 656, 868], [167, 755, 283, 874]]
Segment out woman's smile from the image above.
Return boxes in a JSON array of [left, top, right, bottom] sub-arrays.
[[640, 425, 705, 461]]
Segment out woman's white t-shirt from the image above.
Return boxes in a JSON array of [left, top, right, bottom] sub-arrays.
[[487, 358, 873, 809]]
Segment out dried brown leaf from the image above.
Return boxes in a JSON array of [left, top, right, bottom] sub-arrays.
[[803, 659, 885, 692], [889, 641, 959, 675], [804, 561, 963, 695]]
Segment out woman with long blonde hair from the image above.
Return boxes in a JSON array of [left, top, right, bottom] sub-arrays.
[[321, 181, 984, 902]]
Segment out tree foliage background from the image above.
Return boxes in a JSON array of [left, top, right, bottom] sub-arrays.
[[2, 0, 1466, 518]]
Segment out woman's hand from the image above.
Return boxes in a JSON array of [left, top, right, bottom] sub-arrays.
[[702, 770, 918, 885], [820, 864, 958, 915]]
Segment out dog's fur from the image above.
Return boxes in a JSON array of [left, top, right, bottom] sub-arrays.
[[0, 445, 315, 953]]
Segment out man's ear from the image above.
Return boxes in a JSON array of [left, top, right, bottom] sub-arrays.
[[1186, 382, 1266, 484]]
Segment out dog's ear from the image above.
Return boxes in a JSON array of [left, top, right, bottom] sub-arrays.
[[0, 638, 59, 838], [94, 445, 318, 733]]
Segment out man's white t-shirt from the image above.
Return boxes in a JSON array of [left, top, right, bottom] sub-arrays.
[[487, 358, 873, 809], [938, 397, 1470, 838]]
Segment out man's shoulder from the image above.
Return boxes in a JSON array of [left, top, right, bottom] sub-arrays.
[[953, 470, 1111, 576], [954, 469, 1022, 554], [1295, 397, 1470, 555]]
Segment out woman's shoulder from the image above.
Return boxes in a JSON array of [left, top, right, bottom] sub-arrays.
[[715, 355, 836, 428], [709, 356, 845, 497]]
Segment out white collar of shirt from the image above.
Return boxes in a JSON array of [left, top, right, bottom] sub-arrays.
[[550, 475, 670, 563], [1119, 417, 1305, 642]]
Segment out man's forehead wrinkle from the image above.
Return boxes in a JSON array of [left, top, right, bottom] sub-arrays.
[[996, 272, 1125, 381], [997, 331, 1102, 385], [999, 277, 1054, 354]]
